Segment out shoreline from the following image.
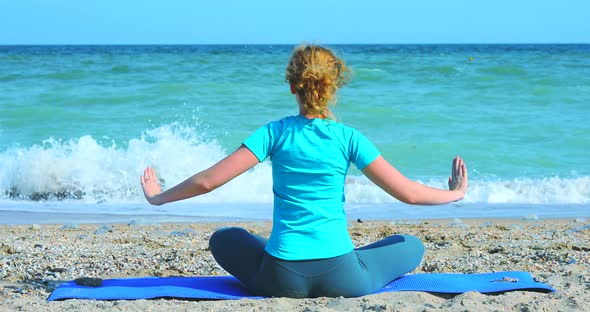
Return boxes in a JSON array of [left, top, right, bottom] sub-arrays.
[[0, 208, 587, 225], [2, 202, 590, 225], [1, 219, 589, 311], [1, 211, 587, 226]]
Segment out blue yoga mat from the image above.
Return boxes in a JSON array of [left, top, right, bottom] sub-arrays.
[[47, 271, 555, 301]]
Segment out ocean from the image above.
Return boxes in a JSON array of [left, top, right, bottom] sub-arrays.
[[1, 44, 589, 223]]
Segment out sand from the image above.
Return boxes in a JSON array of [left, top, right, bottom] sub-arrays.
[[1, 218, 589, 311]]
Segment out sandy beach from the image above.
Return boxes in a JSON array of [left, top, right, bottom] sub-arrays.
[[1, 218, 588, 311]]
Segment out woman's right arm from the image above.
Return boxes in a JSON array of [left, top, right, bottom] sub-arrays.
[[140, 145, 260, 206], [361, 155, 468, 205]]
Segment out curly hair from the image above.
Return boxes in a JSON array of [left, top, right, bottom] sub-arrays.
[[286, 45, 350, 119]]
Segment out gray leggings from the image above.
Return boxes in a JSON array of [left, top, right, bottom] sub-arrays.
[[209, 227, 424, 298]]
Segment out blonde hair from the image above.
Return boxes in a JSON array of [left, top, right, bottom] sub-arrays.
[[286, 45, 349, 119]]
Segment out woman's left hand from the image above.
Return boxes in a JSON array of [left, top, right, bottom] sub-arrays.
[[140, 167, 163, 205], [448, 156, 468, 195]]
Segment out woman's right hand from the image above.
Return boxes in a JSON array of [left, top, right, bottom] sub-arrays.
[[141, 166, 163, 205], [448, 156, 468, 196]]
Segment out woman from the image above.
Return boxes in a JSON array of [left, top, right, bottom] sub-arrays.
[[141, 45, 468, 298]]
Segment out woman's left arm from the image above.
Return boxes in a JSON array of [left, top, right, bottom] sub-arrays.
[[140, 145, 260, 206]]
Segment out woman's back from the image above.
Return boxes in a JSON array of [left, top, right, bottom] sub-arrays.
[[244, 115, 380, 260]]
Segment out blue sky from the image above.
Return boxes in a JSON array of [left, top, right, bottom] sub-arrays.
[[1, 0, 589, 44]]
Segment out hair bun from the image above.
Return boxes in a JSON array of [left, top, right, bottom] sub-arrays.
[[286, 45, 350, 118], [302, 64, 324, 80]]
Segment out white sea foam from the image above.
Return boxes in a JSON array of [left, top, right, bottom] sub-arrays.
[[344, 176, 590, 204], [0, 124, 589, 206], [0, 123, 272, 204]]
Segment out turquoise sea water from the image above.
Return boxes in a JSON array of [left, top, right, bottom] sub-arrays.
[[0, 45, 589, 222]]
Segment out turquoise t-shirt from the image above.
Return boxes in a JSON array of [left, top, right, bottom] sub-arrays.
[[243, 115, 380, 260]]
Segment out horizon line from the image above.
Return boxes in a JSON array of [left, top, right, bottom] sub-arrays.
[[1, 42, 589, 46]]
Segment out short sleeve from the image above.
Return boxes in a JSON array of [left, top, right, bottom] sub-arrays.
[[349, 129, 380, 170], [242, 121, 282, 162]]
